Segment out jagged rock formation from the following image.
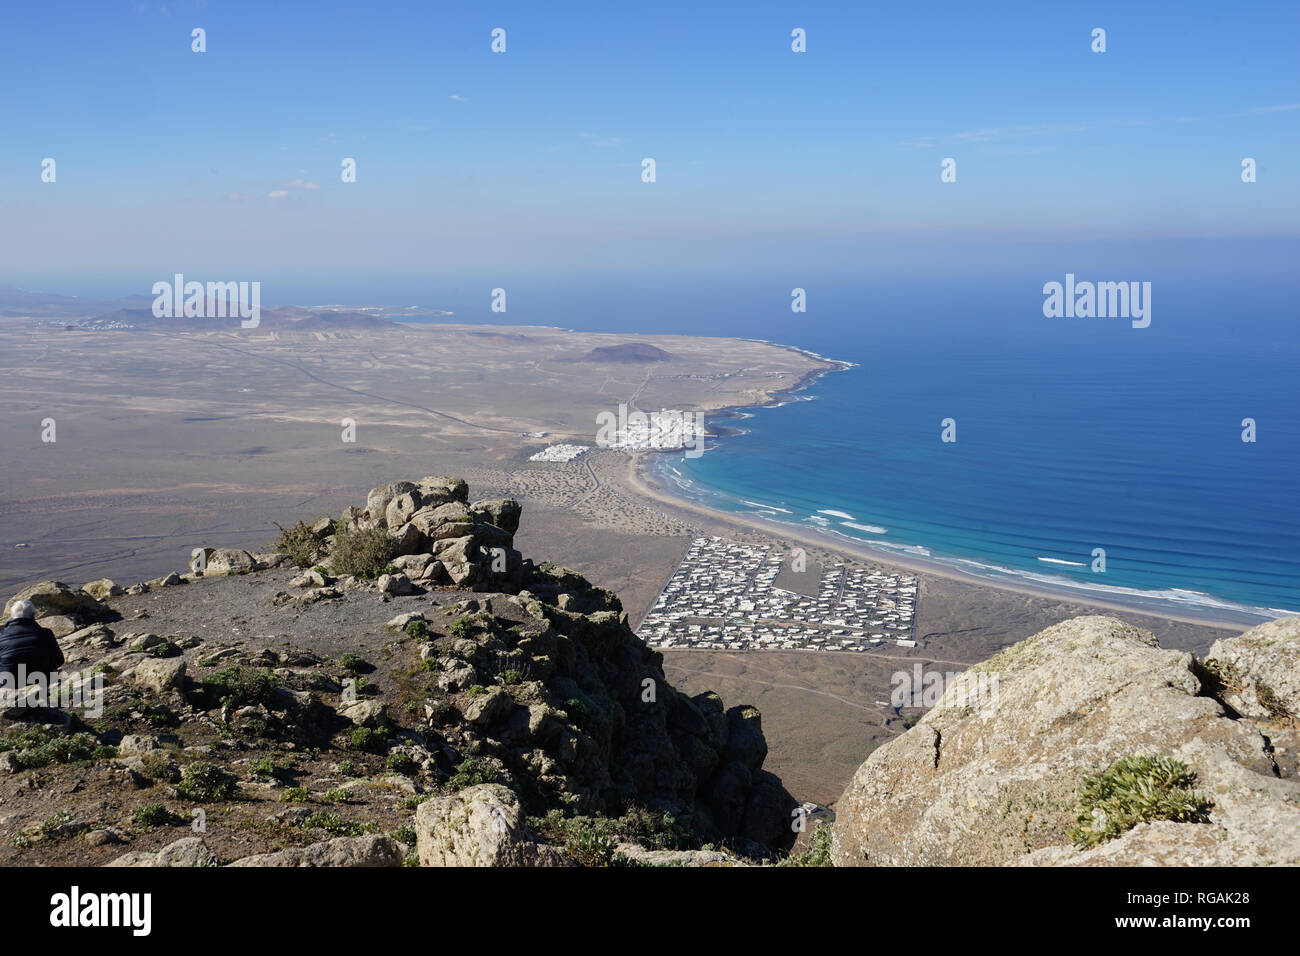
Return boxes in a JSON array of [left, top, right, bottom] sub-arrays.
[[0, 475, 795, 866], [831, 615, 1300, 866]]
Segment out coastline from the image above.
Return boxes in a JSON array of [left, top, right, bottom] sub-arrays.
[[610, 342, 1276, 631]]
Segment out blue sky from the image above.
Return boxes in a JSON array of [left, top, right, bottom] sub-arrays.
[[2, 0, 1297, 294]]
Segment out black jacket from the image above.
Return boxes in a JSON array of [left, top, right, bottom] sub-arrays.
[[0, 618, 65, 681]]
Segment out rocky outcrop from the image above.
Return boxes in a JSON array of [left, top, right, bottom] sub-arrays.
[[107, 836, 219, 867], [415, 784, 564, 866], [831, 615, 1300, 867], [1, 473, 796, 866], [228, 835, 403, 867], [4, 581, 107, 625]]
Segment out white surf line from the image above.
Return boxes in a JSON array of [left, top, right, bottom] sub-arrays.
[[842, 521, 887, 534]]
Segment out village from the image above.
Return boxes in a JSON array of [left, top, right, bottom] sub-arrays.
[[638, 536, 919, 652]]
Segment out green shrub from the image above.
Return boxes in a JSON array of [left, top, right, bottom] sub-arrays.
[[347, 727, 387, 753], [138, 752, 181, 784], [247, 757, 282, 781], [615, 807, 693, 851], [386, 751, 417, 774], [133, 803, 184, 830], [279, 786, 309, 803], [563, 823, 618, 867], [38, 811, 85, 841], [178, 761, 240, 802], [338, 654, 370, 674], [447, 757, 497, 790], [449, 615, 478, 638], [563, 696, 591, 723], [330, 521, 392, 579], [273, 520, 321, 568], [199, 667, 280, 708], [781, 823, 833, 866], [0, 729, 111, 769], [1069, 755, 1212, 848], [301, 811, 375, 837], [404, 620, 430, 641]]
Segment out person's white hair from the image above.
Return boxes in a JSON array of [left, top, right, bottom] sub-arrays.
[[8, 600, 37, 620]]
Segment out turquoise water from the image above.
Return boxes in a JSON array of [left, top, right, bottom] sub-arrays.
[[323, 268, 1300, 624], [656, 339, 1300, 623]]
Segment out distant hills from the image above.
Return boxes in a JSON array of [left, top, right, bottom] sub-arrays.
[[571, 343, 674, 363]]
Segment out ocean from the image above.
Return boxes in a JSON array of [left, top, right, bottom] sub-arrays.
[[279, 264, 1300, 624]]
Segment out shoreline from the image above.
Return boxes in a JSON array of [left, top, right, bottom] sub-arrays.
[[622, 456, 1254, 630], [600, 332, 1274, 631]]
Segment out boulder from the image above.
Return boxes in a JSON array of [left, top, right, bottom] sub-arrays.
[[117, 734, 161, 756], [82, 579, 123, 601], [132, 658, 187, 695], [377, 572, 414, 596], [830, 615, 1300, 867], [289, 569, 329, 589], [414, 784, 563, 866], [462, 687, 513, 728], [366, 481, 417, 523], [1205, 617, 1300, 721], [36, 615, 78, 638], [4, 581, 106, 623], [385, 491, 423, 529], [228, 835, 403, 867], [470, 498, 522, 535], [390, 522, 423, 557], [392, 553, 436, 579], [723, 704, 768, 771], [107, 837, 217, 867], [204, 549, 256, 576], [415, 475, 469, 505], [341, 700, 388, 729]]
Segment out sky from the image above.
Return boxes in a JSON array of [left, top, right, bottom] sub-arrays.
[[1, 0, 1297, 297]]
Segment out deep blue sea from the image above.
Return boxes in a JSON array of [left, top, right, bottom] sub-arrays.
[[261, 264, 1300, 623]]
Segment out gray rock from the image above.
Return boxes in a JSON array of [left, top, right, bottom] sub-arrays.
[[228, 834, 403, 867], [377, 572, 414, 596], [204, 548, 256, 576], [830, 615, 1300, 867], [108, 836, 217, 867], [341, 700, 388, 729], [36, 615, 78, 638], [132, 657, 186, 694], [4, 581, 106, 623], [82, 579, 123, 601], [470, 498, 522, 535], [1205, 617, 1300, 721], [118, 734, 161, 756], [463, 687, 512, 728], [414, 784, 563, 866], [366, 481, 417, 523]]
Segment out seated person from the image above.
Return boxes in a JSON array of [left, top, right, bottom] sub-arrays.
[[0, 600, 65, 683]]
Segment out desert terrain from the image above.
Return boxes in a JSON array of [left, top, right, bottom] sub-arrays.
[[0, 314, 1236, 807]]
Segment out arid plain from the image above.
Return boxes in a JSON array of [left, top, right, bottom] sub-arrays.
[[0, 315, 1235, 806]]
